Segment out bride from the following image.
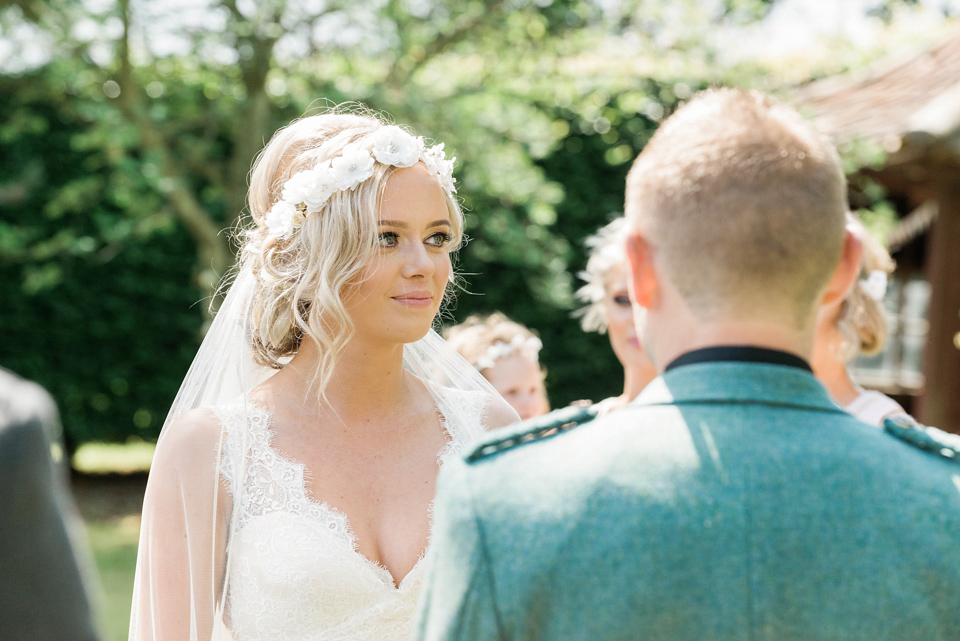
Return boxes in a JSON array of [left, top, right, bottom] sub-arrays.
[[129, 111, 519, 641]]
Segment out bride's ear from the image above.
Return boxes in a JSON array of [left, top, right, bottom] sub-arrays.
[[626, 231, 659, 310]]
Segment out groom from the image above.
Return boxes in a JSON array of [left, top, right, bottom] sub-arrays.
[[414, 89, 960, 640]]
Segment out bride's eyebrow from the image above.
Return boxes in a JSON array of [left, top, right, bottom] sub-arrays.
[[378, 220, 451, 229]]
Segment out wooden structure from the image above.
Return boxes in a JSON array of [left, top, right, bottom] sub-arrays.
[[797, 30, 960, 433]]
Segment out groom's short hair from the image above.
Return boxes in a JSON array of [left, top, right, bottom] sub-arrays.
[[625, 88, 847, 326]]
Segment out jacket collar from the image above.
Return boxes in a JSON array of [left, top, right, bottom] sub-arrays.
[[633, 361, 845, 415]]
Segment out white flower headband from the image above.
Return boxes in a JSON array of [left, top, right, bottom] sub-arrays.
[[475, 335, 543, 372], [265, 125, 456, 240], [859, 269, 888, 301]]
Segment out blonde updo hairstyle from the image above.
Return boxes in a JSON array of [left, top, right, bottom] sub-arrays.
[[240, 110, 464, 394], [832, 213, 895, 361], [575, 217, 629, 334]]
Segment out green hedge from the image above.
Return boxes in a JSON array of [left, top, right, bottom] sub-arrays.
[[0, 76, 204, 450], [1, 72, 683, 447]]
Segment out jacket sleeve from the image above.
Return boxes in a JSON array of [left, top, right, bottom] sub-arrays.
[[0, 388, 100, 641], [413, 458, 506, 641]]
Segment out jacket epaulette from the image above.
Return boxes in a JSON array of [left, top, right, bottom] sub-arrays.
[[465, 403, 600, 463], [883, 415, 960, 462]]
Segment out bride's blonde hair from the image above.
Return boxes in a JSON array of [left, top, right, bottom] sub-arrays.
[[832, 214, 895, 362], [238, 109, 464, 394]]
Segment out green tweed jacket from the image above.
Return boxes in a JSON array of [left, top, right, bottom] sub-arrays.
[[414, 361, 960, 641]]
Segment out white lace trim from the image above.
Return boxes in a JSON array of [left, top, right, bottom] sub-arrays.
[[208, 387, 489, 641]]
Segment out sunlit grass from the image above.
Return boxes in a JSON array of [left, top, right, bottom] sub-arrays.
[[86, 516, 140, 641], [74, 439, 155, 474], [73, 440, 152, 641]]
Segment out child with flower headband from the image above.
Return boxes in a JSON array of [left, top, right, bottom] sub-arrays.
[[811, 213, 910, 425], [445, 313, 551, 421]]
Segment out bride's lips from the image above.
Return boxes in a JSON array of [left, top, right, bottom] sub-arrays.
[[392, 291, 434, 308]]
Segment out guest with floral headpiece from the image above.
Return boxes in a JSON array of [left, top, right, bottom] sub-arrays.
[[445, 313, 550, 421], [575, 217, 657, 414], [811, 214, 909, 425]]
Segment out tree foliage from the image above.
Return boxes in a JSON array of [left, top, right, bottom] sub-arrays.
[[0, 0, 923, 446]]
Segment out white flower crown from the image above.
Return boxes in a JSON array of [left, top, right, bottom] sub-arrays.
[[474, 335, 544, 372], [265, 126, 457, 240]]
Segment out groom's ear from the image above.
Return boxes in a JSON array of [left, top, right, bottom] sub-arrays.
[[819, 225, 864, 308], [626, 231, 659, 310]]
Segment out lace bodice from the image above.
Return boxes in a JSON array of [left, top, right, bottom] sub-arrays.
[[211, 388, 489, 641]]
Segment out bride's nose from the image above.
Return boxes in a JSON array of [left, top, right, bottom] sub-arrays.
[[400, 242, 436, 279]]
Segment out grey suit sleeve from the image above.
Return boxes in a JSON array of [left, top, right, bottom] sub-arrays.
[[413, 459, 506, 641], [0, 381, 100, 641]]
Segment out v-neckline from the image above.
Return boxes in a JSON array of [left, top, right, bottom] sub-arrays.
[[244, 400, 456, 590]]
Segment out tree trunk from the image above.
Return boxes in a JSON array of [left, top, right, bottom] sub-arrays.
[[918, 172, 960, 434], [225, 34, 276, 236]]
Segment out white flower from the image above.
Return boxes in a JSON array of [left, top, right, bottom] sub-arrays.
[[265, 201, 298, 240], [291, 207, 306, 228], [302, 167, 338, 213], [281, 167, 336, 213], [331, 144, 375, 190], [422, 142, 456, 193], [421, 142, 445, 174], [280, 169, 318, 206], [370, 126, 421, 167], [436, 157, 456, 193], [859, 269, 888, 301]]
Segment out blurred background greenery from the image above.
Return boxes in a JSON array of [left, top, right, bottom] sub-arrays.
[[2, 0, 958, 639], [4, 0, 947, 447]]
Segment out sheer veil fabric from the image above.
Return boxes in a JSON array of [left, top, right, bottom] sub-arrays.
[[129, 265, 519, 641]]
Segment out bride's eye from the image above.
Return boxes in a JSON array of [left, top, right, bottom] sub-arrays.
[[378, 232, 400, 247], [426, 231, 451, 248]]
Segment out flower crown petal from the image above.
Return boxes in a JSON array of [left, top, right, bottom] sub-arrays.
[[281, 169, 320, 206], [302, 168, 337, 212], [332, 145, 376, 190], [266, 201, 298, 240], [371, 126, 421, 167]]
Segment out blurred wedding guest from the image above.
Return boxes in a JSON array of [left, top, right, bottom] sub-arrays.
[[811, 214, 908, 425], [0, 367, 100, 641], [446, 313, 550, 421], [575, 217, 657, 412]]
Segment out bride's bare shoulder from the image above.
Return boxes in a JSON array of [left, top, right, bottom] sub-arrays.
[[151, 407, 229, 473]]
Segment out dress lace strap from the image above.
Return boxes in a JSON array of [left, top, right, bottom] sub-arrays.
[[210, 401, 271, 497]]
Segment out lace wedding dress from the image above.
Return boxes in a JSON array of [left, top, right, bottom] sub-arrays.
[[129, 264, 517, 641], [212, 387, 489, 641]]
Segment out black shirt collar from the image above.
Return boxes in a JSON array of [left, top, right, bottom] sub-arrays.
[[664, 346, 812, 373]]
